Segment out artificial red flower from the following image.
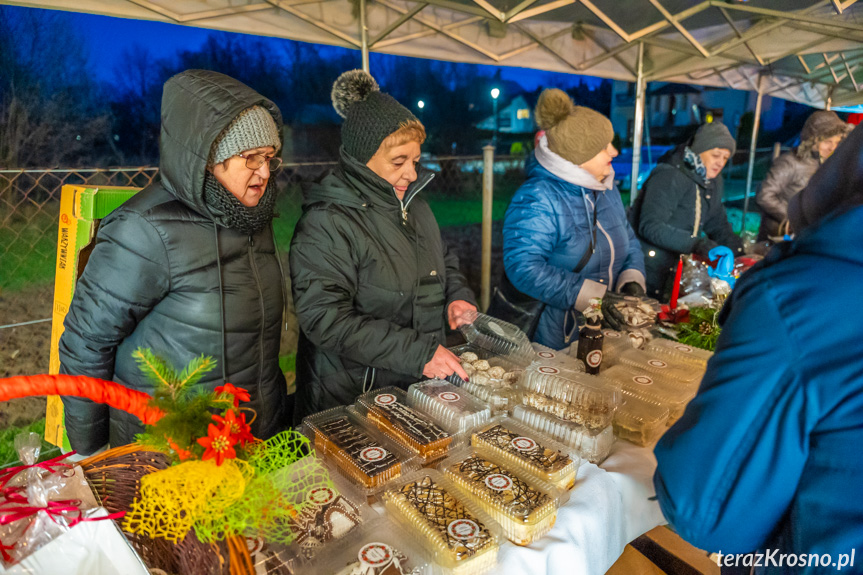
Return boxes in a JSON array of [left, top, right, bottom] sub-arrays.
[[197, 422, 238, 466], [213, 410, 255, 447], [166, 437, 193, 461], [214, 383, 251, 407]]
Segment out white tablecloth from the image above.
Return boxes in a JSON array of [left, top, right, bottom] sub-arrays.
[[495, 440, 667, 575]]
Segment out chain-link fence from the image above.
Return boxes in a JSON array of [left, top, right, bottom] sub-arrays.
[[0, 155, 526, 378]]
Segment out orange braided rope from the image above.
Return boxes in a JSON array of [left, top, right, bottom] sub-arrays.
[[0, 374, 164, 424]]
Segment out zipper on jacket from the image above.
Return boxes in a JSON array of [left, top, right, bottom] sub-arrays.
[[248, 236, 265, 386], [398, 172, 435, 226]]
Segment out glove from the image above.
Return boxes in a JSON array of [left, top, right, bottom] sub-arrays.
[[601, 292, 660, 331], [619, 281, 646, 297], [692, 237, 718, 258], [601, 297, 626, 331]]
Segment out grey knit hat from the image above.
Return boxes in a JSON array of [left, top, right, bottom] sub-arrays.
[[331, 70, 419, 164], [691, 122, 736, 156], [210, 105, 281, 166]]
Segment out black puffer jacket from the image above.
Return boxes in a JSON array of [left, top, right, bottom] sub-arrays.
[[58, 70, 290, 454], [630, 146, 742, 299], [290, 150, 476, 425]]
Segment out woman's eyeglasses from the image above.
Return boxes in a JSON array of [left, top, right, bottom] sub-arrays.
[[236, 153, 283, 171]]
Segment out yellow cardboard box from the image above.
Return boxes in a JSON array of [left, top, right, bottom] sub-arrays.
[[46, 185, 139, 449]]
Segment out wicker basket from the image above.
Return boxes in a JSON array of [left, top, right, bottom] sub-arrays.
[[80, 445, 254, 575]]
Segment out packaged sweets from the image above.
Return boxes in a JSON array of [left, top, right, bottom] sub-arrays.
[[591, 330, 636, 367], [613, 394, 670, 447], [469, 416, 578, 491], [302, 407, 418, 495], [531, 343, 586, 373], [459, 381, 518, 416], [450, 344, 523, 387], [643, 338, 713, 370], [616, 348, 703, 386], [601, 364, 698, 424], [511, 404, 615, 464], [354, 387, 453, 463], [383, 469, 501, 575], [407, 380, 492, 435], [520, 364, 619, 431], [294, 517, 434, 575], [457, 311, 534, 367], [440, 448, 565, 546]]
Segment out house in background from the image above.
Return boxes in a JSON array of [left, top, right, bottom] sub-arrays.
[[610, 80, 786, 145], [476, 95, 537, 135]]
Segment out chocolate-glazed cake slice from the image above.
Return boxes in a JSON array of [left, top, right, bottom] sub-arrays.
[[315, 416, 402, 489], [361, 392, 452, 460]]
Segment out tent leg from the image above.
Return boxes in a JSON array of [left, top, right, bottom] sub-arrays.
[[481, 145, 495, 312], [630, 42, 645, 206], [742, 76, 764, 233], [360, 0, 370, 72]]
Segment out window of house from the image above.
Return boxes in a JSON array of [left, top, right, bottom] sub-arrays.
[[517, 108, 530, 120]]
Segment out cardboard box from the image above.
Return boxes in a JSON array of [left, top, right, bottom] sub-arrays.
[[45, 185, 139, 449]]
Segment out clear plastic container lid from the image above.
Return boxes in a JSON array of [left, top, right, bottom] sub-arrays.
[[459, 380, 518, 416], [469, 416, 579, 492], [532, 343, 586, 372], [354, 387, 454, 464], [601, 364, 698, 423], [458, 311, 535, 367], [585, 329, 638, 367], [449, 343, 523, 388], [520, 363, 619, 431], [302, 406, 419, 496], [407, 380, 492, 435], [616, 348, 703, 386], [382, 468, 502, 575], [613, 394, 670, 447], [438, 447, 566, 546], [277, 455, 376, 565], [644, 338, 713, 369], [294, 516, 435, 575], [511, 404, 615, 464]]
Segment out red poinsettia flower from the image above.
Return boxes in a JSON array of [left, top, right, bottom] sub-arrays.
[[166, 436, 194, 461], [213, 410, 256, 447], [197, 422, 238, 466], [214, 383, 251, 407]]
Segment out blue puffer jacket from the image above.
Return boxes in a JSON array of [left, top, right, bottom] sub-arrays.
[[503, 153, 645, 349], [654, 204, 863, 571]]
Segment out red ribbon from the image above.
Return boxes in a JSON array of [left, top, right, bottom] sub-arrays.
[[0, 452, 76, 490]]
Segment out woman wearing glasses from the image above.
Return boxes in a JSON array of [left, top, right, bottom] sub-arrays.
[[58, 69, 292, 455], [289, 70, 477, 423]]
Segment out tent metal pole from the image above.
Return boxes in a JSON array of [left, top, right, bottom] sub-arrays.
[[481, 145, 495, 312], [630, 42, 646, 206], [742, 75, 764, 230], [360, 0, 370, 72]]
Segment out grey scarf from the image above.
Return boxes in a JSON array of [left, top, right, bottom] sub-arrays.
[[203, 171, 277, 236]]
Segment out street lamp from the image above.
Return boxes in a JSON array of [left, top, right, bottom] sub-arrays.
[[417, 100, 425, 121], [490, 88, 500, 147]]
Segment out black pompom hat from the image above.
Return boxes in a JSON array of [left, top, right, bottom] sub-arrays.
[[331, 69, 419, 164]]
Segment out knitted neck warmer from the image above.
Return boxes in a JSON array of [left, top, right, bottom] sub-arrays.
[[203, 171, 277, 236], [684, 146, 709, 183]]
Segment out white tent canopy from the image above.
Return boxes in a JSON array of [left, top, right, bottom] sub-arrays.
[[7, 0, 863, 109]]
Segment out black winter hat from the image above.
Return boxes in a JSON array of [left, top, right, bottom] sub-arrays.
[[331, 70, 419, 164]]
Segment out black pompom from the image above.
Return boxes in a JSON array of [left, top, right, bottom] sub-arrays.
[[331, 69, 379, 119]]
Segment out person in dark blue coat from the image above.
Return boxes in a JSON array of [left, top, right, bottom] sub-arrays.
[[502, 89, 646, 350], [654, 123, 863, 573]]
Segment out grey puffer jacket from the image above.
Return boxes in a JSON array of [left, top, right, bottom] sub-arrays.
[[755, 151, 819, 240], [290, 149, 476, 425], [58, 70, 290, 455]]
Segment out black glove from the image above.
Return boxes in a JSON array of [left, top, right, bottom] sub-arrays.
[[692, 237, 718, 258], [619, 282, 645, 297], [601, 296, 626, 331]]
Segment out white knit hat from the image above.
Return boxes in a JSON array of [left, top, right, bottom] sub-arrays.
[[209, 105, 281, 166]]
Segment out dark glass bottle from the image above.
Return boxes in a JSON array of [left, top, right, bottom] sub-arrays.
[[577, 315, 604, 375]]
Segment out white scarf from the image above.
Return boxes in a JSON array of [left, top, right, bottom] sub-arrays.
[[535, 134, 615, 191]]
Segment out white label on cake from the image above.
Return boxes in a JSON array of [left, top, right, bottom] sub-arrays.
[[511, 436, 537, 451], [359, 446, 388, 462], [647, 359, 668, 369], [359, 543, 394, 567], [633, 375, 654, 385], [604, 330, 621, 338], [537, 351, 556, 359], [586, 350, 603, 368], [447, 519, 480, 540], [674, 344, 693, 353], [484, 473, 513, 491], [538, 366, 560, 375], [439, 391, 460, 402], [308, 487, 336, 505], [374, 393, 397, 406]]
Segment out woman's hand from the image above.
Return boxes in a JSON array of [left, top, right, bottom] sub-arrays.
[[422, 345, 470, 381], [447, 300, 477, 330]]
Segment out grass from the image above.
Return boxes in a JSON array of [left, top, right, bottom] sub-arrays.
[[0, 206, 59, 292], [0, 418, 60, 469]]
